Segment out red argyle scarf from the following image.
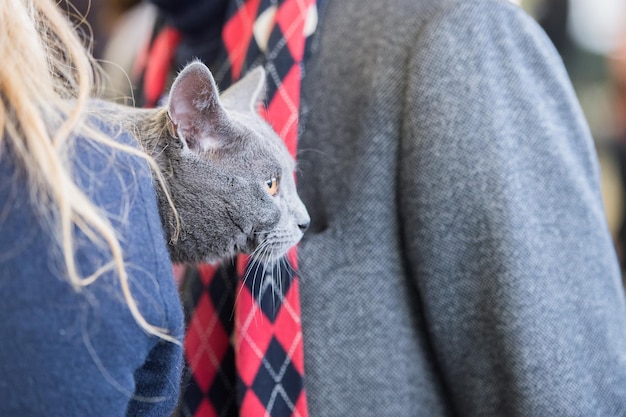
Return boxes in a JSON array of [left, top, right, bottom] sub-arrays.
[[138, 1, 316, 416]]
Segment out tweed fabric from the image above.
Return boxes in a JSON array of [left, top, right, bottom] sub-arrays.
[[296, 0, 626, 415]]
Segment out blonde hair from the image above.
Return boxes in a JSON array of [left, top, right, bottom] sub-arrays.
[[0, 0, 179, 344]]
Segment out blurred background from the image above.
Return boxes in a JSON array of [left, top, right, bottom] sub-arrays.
[[60, 0, 626, 276]]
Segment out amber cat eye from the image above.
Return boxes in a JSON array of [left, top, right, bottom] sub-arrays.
[[265, 177, 279, 196]]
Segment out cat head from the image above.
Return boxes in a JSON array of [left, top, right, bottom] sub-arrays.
[[158, 61, 310, 265]]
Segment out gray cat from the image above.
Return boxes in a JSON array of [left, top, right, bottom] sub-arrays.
[[111, 61, 310, 265]]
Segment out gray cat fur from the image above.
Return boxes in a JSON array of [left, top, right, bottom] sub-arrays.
[[104, 62, 309, 264]]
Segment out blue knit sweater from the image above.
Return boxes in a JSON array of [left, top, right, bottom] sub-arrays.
[[0, 125, 184, 416]]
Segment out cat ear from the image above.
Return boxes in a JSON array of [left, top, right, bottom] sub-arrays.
[[167, 61, 227, 151], [220, 66, 266, 113]]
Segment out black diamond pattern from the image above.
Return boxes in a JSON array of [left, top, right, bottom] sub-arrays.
[[250, 337, 303, 408], [207, 348, 238, 417], [181, 363, 204, 416], [265, 28, 296, 102], [243, 41, 265, 77], [180, 266, 204, 325], [258, 0, 274, 14], [236, 374, 248, 407], [244, 260, 294, 322], [207, 263, 237, 334], [268, 392, 295, 416]]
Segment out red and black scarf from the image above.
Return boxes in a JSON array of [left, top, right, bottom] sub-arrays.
[[136, 1, 318, 416]]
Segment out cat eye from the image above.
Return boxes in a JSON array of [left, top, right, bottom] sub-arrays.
[[265, 177, 279, 196]]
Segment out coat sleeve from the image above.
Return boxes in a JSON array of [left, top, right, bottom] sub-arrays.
[[400, 1, 626, 415]]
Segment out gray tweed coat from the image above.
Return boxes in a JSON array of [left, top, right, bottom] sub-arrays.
[[296, 0, 626, 415]]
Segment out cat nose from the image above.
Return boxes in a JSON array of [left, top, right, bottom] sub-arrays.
[[298, 221, 310, 233]]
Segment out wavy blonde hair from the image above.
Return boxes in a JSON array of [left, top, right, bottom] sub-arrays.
[[0, 0, 179, 344]]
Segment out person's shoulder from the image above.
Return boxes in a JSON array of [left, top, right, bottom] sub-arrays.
[[396, 0, 534, 37], [71, 108, 165, 264], [85, 98, 142, 149], [396, 0, 525, 20], [401, 0, 556, 70], [429, 0, 536, 29], [74, 104, 150, 190], [71, 108, 179, 331], [336, 0, 533, 51]]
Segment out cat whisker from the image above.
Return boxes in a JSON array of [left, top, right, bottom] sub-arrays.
[[275, 260, 283, 308], [260, 247, 279, 310], [271, 261, 277, 314], [243, 243, 269, 286], [241, 253, 258, 279], [253, 248, 274, 325], [235, 253, 297, 318], [251, 255, 265, 305], [281, 255, 297, 277], [247, 240, 270, 264], [231, 260, 257, 321], [231, 240, 273, 320]]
